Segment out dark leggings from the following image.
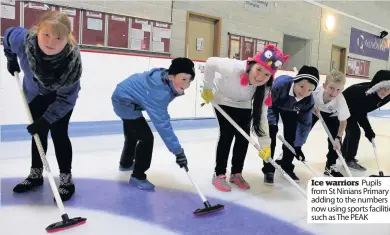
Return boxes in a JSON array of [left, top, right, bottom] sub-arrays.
[[341, 117, 361, 161], [30, 93, 73, 173], [119, 117, 154, 180], [263, 110, 298, 174], [214, 105, 251, 176]]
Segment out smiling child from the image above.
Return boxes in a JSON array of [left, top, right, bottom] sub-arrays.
[[3, 11, 82, 201], [111, 57, 195, 190], [310, 70, 350, 177], [264, 65, 319, 185], [200, 45, 289, 192]]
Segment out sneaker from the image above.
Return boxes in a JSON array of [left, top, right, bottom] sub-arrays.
[[13, 168, 43, 193], [119, 164, 134, 172], [229, 173, 250, 189], [264, 173, 274, 185], [130, 177, 155, 190], [347, 160, 366, 171], [324, 164, 344, 177], [212, 174, 232, 192], [13, 177, 43, 193], [57, 173, 75, 202], [287, 171, 300, 182]]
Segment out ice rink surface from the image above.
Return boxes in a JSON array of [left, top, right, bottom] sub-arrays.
[[1, 114, 390, 235]]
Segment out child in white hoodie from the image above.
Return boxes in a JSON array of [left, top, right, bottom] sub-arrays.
[[201, 45, 289, 192]]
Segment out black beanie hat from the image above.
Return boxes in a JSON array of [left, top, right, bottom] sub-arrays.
[[366, 70, 390, 94], [294, 65, 320, 89], [168, 57, 196, 80]]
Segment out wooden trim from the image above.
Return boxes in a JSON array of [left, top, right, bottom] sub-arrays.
[[184, 11, 222, 58], [330, 44, 347, 74], [214, 19, 222, 56], [185, 12, 190, 57]]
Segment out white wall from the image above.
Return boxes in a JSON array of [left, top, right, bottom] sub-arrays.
[[0, 46, 383, 126], [283, 35, 309, 71]]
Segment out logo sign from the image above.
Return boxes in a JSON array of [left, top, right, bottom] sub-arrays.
[[349, 27, 390, 61]]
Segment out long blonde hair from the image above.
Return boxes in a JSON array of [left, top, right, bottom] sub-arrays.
[[29, 11, 76, 47]]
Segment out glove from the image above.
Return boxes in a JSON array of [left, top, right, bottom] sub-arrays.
[[365, 130, 375, 142], [27, 117, 50, 135], [294, 146, 305, 161], [175, 151, 188, 169], [6, 56, 21, 76], [201, 89, 213, 104], [258, 146, 271, 162]]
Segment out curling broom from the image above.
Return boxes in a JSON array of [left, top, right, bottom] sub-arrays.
[[14, 72, 87, 233]]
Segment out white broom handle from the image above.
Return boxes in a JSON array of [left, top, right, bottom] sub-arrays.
[[317, 111, 353, 177], [185, 170, 207, 202], [371, 139, 383, 171], [14, 72, 66, 214]]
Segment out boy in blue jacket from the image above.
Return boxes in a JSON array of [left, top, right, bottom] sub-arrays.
[[111, 57, 195, 190], [263, 65, 319, 184]]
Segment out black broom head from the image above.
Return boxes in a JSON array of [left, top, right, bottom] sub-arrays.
[[193, 204, 224, 216]]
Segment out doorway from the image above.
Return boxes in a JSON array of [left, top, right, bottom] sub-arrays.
[[330, 45, 347, 74], [185, 11, 221, 61], [282, 34, 311, 70]]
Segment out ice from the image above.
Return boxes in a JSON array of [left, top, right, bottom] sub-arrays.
[[1, 115, 390, 235]]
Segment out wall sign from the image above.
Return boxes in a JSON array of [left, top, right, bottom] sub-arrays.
[[349, 27, 390, 61]]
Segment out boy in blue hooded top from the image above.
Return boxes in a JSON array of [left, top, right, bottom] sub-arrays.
[[263, 65, 319, 185], [111, 57, 195, 190]]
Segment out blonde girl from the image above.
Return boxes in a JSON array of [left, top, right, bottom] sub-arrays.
[[3, 11, 82, 201]]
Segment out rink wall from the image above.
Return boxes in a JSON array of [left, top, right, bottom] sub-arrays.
[[0, 46, 389, 142]]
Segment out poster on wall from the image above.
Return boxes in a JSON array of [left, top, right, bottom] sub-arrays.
[[349, 27, 390, 61], [59, 7, 80, 42], [1, 0, 20, 37], [346, 56, 370, 77], [82, 11, 106, 46], [228, 34, 241, 59], [241, 37, 254, 60], [151, 21, 171, 53], [107, 14, 129, 48], [23, 2, 56, 29], [228, 33, 278, 60], [255, 39, 266, 54], [130, 18, 151, 51]]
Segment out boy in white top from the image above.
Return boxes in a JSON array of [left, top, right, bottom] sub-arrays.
[[310, 70, 350, 177]]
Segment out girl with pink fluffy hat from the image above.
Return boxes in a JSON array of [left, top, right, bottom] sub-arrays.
[[201, 44, 289, 192]]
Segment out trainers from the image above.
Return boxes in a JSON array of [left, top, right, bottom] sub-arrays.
[[212, 174, 231, 192], [324, 164, 344, 177], [347, 160, 366, 171], [57, 173, 75, 202], [229, 173, 250, 189], [264, 173, 274, 185], [130, 177, 155, 190]]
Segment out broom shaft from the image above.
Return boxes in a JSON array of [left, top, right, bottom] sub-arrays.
[[317, 111, 353, 177]]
